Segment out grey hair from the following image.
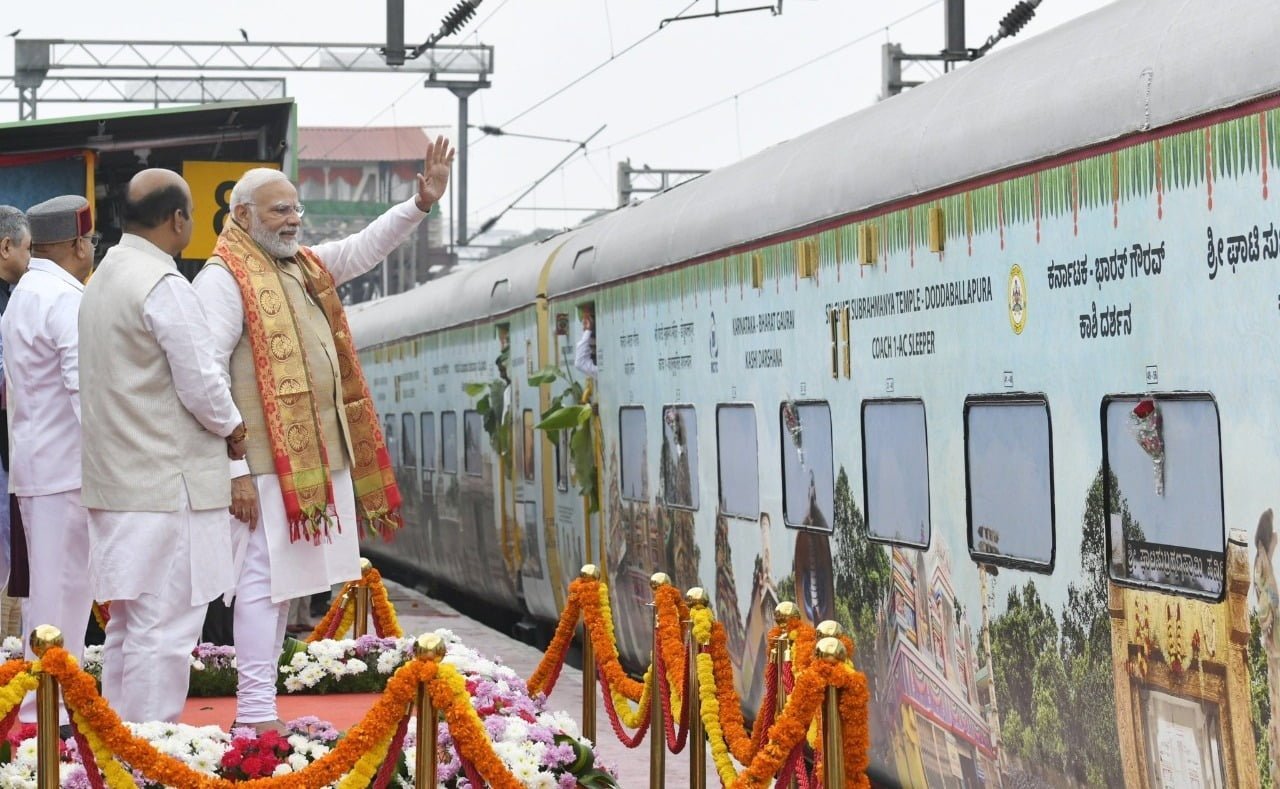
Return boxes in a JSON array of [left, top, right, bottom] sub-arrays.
[[0, 206, 27, 245], [229, 168, 291, 210]]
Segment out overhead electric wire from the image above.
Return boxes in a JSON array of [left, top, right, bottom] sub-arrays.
[[596, 0, 941, 150], [494, 0, 701, 129]]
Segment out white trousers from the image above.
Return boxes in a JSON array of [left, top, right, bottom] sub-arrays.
[[18, 490, 90, 724], [97, 503, 209, 724], [233, 521, 289, 723]]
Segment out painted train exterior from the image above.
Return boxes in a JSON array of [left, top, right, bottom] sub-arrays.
[[350, 1, 1280, 785]]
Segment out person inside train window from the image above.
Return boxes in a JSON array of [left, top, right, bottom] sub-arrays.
[[574, 306, 597, 378]]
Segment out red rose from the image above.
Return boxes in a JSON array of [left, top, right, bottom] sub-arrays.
[[241, 755, 265, 777], [1132, 399, 1155, 419]]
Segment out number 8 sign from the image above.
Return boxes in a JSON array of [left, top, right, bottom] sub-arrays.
[[181, 160, 281, 260]]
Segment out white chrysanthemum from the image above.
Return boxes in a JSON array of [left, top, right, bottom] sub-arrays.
[[345, 658, 367, 674], [288, 752, 310, 771], [376, 651, 401, 674], [284, 675, 306, 692], [273, 762, 294, 776], [190, 659, 206, 671]]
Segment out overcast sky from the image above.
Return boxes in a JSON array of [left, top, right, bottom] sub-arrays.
[[2, 0, 1114, 237]]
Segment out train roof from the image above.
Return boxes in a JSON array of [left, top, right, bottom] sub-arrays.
[[351, 0, 1280, 347]]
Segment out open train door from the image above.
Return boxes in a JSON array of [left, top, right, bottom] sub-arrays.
[[0, 98, 295, 279]]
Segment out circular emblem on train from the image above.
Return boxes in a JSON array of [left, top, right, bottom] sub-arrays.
[[1007, 264, 1027, 335]]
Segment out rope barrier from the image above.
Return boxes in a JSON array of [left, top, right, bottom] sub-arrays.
[[304, 561, 403, 643]]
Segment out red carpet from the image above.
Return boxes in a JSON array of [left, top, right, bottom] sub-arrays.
[[180, 694, 381, 730]]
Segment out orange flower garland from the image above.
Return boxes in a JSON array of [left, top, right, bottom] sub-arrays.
[[527, 584, 582, 696], [708, 618, 757, 765], [366, 568, 403, 638], [0, 658, 32, 688], [726, 655, 871, 788], [429, 661, 525, 789], [580, 578, 643, 701], [43, 646, 464, 789], [306, 582, 356, 643], [653, 585, 688, 715]]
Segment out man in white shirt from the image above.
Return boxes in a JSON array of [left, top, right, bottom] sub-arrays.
[[193, 137, 453, 732], [574, 309, 597, 378], [80, 170, 247, 724], [0, 206, 31, 636], [0, 195, 94, 724]]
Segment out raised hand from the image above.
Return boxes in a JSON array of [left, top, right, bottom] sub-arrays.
[[415, 135, 457, 212]]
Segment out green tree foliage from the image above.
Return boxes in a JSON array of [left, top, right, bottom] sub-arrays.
[[1251, 611, 1274, 789], [828, 467, 892, 759], [990, 581, 1059, 728], [1056, 467, 1128, 786]]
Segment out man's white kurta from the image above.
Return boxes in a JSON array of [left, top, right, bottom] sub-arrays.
[[86, 236, 244, 605], [2, 258, 82, 496], [193, 198, 427, 603]]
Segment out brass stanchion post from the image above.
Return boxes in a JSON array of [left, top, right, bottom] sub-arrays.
[[685, 588, 708, 789], [817, 636, 848, 789], [649, 572, 670, 789], [354, 557, 372, 638], [580, 564, 600, 744], [31, 625, 62, 789], [774, 602, 801, 789], [414, 633, 447, 789]]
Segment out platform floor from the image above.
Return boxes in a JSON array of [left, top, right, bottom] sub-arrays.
[[180, 578, 706, 786]]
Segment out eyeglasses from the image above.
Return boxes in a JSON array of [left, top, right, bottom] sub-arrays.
[[248, 202, 306, 219], [81, 233, 101, 250]]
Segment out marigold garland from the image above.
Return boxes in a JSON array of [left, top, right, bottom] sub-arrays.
[[582, 578, 643, 701], [697, 649, 742, 786], [429, 661, 526, 789], [365, 568, 404, 638], [42, 646, 509, 789], [0, 669, 38, 722], [306, 582, 356, 643], [727, 658, 872, 789], [653, 584, 688, 716], [599, 663, 651, 749], [527, 581, 583, 696]]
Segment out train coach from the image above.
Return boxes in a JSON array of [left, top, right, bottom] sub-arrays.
[[352, 1, 1280, 785]]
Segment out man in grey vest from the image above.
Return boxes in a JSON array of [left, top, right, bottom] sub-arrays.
[[80, 169, 247, 723]]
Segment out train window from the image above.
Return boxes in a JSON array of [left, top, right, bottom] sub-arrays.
[[441, 411, 458, 473], [421, 412, 436, 471], [522, 410, 536, 482], [1102, 394, 1225, 600], [620, 406, 648, 501], [463, 410, 484, 476], [964, 396, 1054, 571], [717, 405, 759, 518], [401, 413, 418, 468], [660, 406, 700, 510], [862, 399, 930, 547], [555, 431, 570, 492], [781, 401, 834, 532], [383, 416, 396, 465]]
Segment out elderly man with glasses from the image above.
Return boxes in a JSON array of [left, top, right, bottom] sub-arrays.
[[0, 195, 95, 726], [193, 138, 454, 732]]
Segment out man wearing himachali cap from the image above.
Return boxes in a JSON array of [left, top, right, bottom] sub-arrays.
[[0, 194, 95, 725]]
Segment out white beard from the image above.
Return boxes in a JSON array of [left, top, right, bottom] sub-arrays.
[[249, 220, 300, 258]]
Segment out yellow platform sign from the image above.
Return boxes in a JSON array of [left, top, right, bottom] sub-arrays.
[[181, 160, 280, 260]]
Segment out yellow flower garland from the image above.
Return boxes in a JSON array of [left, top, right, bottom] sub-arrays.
[[332, 597, 356, 640], [71, 705, 141, 789], [690, 607, 747, 784], [698, 650, 742, 786], [0, 671, 37, 716], [335, 727, 395, 788], [609, 667, 652, 729]]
